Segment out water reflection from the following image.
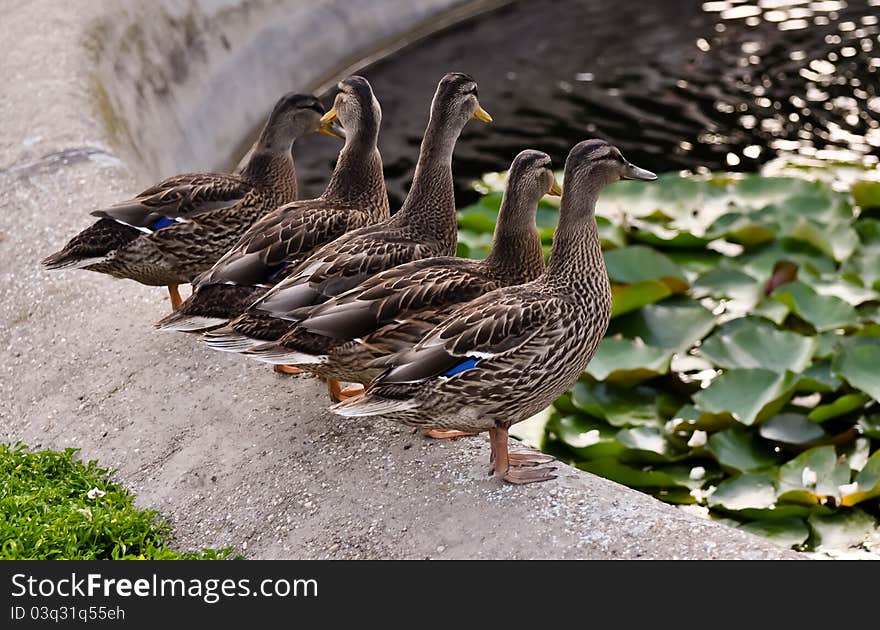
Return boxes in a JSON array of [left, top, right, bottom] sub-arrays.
[[284, 0, 879, 206]]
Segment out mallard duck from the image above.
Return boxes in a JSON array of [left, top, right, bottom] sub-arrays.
[[154, 76, 390, 333], [204, 73, 493, 373], [42, 92, 337, 311], [241, 150, 560, 406], [333, 139, 657, 484]]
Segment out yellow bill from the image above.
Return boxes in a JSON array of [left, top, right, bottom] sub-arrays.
[[472, 104, 493, 123], [320, 108, 338, 124], [548, 177, 562, 196]]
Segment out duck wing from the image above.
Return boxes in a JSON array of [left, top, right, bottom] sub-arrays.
[[297, 257, 487, 340], [195, 200, 356, 288], [255, 230, 446, 319], [371, 287, 548, 385], [91, 172, 252, 231]]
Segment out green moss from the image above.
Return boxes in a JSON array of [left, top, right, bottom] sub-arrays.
[[0, 443, 230, 560]]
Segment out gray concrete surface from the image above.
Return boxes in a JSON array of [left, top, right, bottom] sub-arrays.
[[0, 0, 798, 559]]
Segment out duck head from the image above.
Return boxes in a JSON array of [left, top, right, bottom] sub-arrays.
[[563, 139, 657, 193], [429, 72, 493, 132], [507, 150, 561, 206], [259, 93, 330, 154], [320, 75, 381, 143]]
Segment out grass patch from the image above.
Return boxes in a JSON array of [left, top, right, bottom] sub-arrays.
[[0, 443, 230, 559]]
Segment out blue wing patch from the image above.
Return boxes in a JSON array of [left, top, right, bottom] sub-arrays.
[[150, 216, 175, 231], [444, 357, 479, 377], [267, 262, 290, 282]]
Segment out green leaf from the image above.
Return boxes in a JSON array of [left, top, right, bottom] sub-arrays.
[[808, 509, 878, 551], [669, 404, 737, 432], [759, 413, 826, 445], [455, 229, 492, 259], [807, 393, 870, 423], [666, 251, 724, 277], [753, 298, 790, 325], [777, 446, 850, 504], [699, 318, 815, 373], [796, 362, 841, 393], [852, 181, 880, 210], [857, 414, 880, 439], [596, 216, 626, 250], [585, 337, 671, 383], [628, 220, 712, 249], [734, 176, 826, 206], [832, 337, 880, 401], [707, 428, 781, 472], [549, 414, 625, 460], [790, 219, 859, 262], [616, 427, 678, 461], [609, 297, 715, 351], [739, 517, 809, 548], [576, 458, 681, 489], [693, 368, 800, 426], [708, 474, 777, 511], [692, 268, 762, 305], [604, 246, 686, 284], [840, 451, 880, 507], [772, 281, 858, 332], [570, 381, 662, 427], [708, 213, 776, 246], [611, 280, 675, 318]]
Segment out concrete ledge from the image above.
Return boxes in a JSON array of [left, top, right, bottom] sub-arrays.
[[0, 0, 798, 559]]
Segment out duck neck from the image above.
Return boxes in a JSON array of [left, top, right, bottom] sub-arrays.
[[484, 187, 544, 284], [545, 180, 607, 296], [322, 130, 388, 215], [240, 149, 298, 201], [392, 112, 460, 252]]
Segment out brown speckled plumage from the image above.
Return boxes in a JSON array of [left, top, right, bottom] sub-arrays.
[[205, 72, 493, 351], [333, 140, 658, 483], [241, 150, 557, 383], [155, 76, 389, 332], [42, 93, 327, 289]]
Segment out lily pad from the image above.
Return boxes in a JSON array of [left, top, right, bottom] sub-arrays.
[[576, 458, 681, 489], [840, 450, 880, 507], [707, 428, 781, 472], [796, 363, 842, 393], [692, 267, 762, 303], [707, 213, 776, 246], [759, 413, 826, 445], [596, 216, 626, 250], [852, 181, 880, 210], [734, 176, 826, 206], [777, 445, 850, 505], [669, 404, 737, 432], [611, 280, 677, 318], [693, 368, 800, 426], [699, 318, 815, 374], [857, 414, 880, 439], [791, 219, 859, 263], [739, 517, 810, 548], [585, 337, 671, 383], [807, 393, 870, 423], [604, 246, 686, 285], [808, 509, 879, 551], [832, 337, 880, 401], [708, 474, 777, 511], [616, 426, 679, 462], [772, 281, 858, 332], [610, 297, 715, 351], [752, 298, 790, 325], [570, 381, 662, 427], [549, 413, 626, 460]]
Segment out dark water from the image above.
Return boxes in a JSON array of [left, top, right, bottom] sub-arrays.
[[288, 0, 880, 208]]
